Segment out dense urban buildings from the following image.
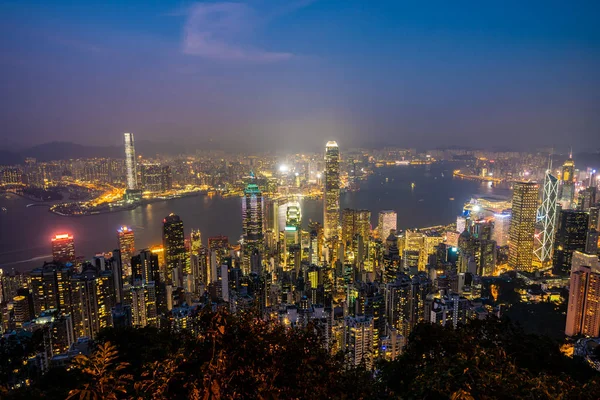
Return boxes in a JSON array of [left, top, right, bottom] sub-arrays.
[[2, 138, 600, 392]]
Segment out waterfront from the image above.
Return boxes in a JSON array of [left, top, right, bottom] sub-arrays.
[[0, 164, 510, 271]]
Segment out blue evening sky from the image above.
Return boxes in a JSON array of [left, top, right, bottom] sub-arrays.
[[1, 0, 599, 151]]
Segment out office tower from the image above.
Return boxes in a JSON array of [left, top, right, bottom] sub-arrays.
[[263, 198, 279, 250], [117, 226, 135, 273], [492, 212, 510, 246], [110, 250, 124, 304], [124, 132, 138, 190], [190, 229, 202, 254], [323, 141, 340, 240], [132, 249, 160, 285], [140, 164, 172, 193], [533, 170, 559, 265], [341, 209, 371, 262], [552, 210, 589, 275], [508, 181, 538, 271], [343, 316, 374, 369], [242, 182, 264, 272], [378, 210, 397, 240], [51, 233, 76, 264], [162, 213, 186, 279], [559, 154, 575, 209], [565, 265, 600, 337], [475, 239, 497, 276]]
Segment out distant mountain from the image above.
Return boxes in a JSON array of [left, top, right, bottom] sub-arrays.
[[0, 140, 201, 165]]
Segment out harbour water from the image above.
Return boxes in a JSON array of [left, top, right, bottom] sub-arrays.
[[0, 164, 510, 271]]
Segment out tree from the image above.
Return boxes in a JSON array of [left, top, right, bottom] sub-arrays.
[[66, 342, 132, 400]]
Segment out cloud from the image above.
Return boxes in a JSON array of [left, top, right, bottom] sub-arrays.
[[182, 2, 293, 63]]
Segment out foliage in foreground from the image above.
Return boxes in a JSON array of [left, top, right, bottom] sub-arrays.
[[4, 312, 600, 399]]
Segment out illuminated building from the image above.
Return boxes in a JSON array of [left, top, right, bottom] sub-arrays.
[[508, 181, 538, 271], [51, 233, 75, 264], [12, 295, 32, 328], [70, 266, 115, 339], [242, 182, 264, 273], [341, 209, 371, 262], [577, 187, 595, 211], [533, 170, 559, 266], [190, 229, 202, 254], [552, 210, 589, 276], [378, 210, 397, 240], [124, 132, 138, 191], [1, 167, 22, 184], [162, 213, 186, 280], [130, 282, 157, 327], [323, 141, 340, 240], [559, 154, 575, 209], [132, 249, 160, 285], [117, 226, 135, 276], [343, 316, 374, 369], [30, 263, 73, 317], [565, 264, 600, 337], [492, 212, 510, 247], [140, 163, 172, 193]]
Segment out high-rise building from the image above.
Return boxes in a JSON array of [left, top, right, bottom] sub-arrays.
[[341, 209, 371, 262], [162, 214, 186, 280], [51, 233, 76, 264], [552, 210, 589, 275], [533, 170, 559, 266], [324, 141, 340, 240], [117, 226, 135, 274], [131, 249, 160, 285], [242, 182, 264, 272], [378, 210, 397, 240], [343, 316, 374, 369], [190, 229, 202, 254], [565, 265, 600, 337], [559, 154, 575, 209], [492, 212, 511, 247], [508, 182, 538, 271], [124, 132, 138, 191], [140, 164, 172, 193]]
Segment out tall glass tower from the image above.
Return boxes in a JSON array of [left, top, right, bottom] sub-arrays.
[[124, 132, 137, 190], [162, 213, 186, 278], [508, 181, 539, 271], [324, 141, 340, 240], [533, 170, 559, 266], [242, 182, 264, 273], [559, 153, 575, 209]]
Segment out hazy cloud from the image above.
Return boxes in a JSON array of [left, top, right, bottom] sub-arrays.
[[182, 2, 293, 62]]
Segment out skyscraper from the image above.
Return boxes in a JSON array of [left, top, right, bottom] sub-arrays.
[[508, 181, 538, 271], [565, 264, 600, 337], [559, 154, 575, 209], [162, 213, 186, 280], [123, 132, 138, 191], [492, 212, 510, 247], [378, 210, 397, 240], [242, 182, 264, 273], [533, 170, 559, 266], [324, 141, 340, 240], [117, 226, 135, 273], [51, 233, 76, 264], [552, 210, 589, 276]]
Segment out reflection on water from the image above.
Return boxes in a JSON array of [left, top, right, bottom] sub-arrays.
[[0, 164, 510, 271]]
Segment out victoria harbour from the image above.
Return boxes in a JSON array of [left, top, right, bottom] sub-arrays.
[[0, 164, 509, 271]]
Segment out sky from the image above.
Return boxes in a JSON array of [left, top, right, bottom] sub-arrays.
[[1, 0, 599, 152]]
